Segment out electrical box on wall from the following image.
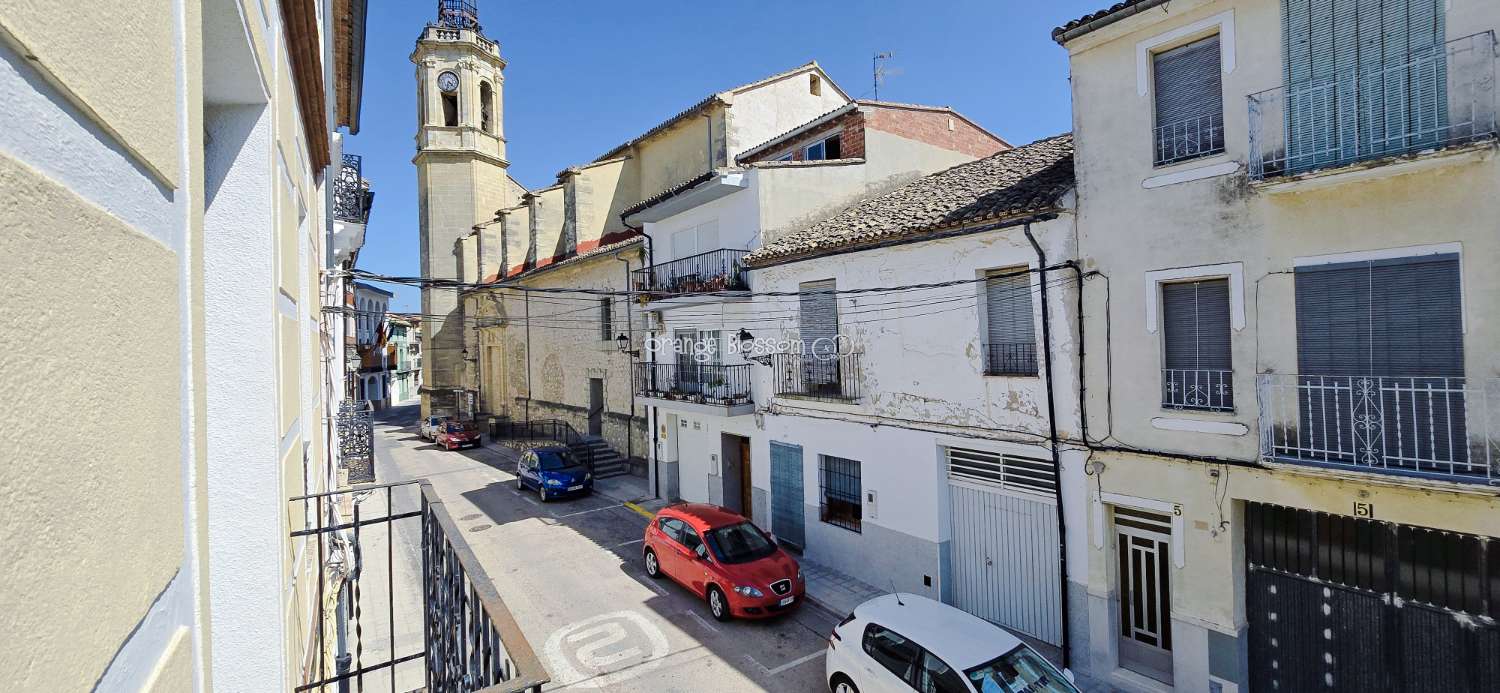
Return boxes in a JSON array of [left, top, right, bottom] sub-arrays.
[[866, 489, 877, 520]]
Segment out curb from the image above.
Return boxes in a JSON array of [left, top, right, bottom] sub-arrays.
[[621, 501, 655, 519]]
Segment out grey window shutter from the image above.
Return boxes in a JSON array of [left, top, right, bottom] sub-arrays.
[[1294, 254, 1462, 377], [1162, 280, 1232, 371], [985, 270, 1037, 375], [799, 280, 838, 358], [1153, 35, 1224, 163]]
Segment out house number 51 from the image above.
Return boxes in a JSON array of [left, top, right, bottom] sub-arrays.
[[1353, 501, 1375, 518]]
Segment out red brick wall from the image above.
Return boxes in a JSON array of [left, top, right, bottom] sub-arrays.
[[739, 111, 865, 164], [864, 107, 1008, 159]]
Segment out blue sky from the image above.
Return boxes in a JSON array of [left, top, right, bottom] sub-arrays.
[[350, 0, 1104, 311]]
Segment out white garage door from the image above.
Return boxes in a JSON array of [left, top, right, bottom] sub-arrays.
[[946, 447, 1061, 646]]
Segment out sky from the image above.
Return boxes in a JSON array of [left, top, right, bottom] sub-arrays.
[[348, 0, 1106, 312]]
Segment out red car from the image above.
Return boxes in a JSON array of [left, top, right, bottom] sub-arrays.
[[643, 503, 804, 621], [435, 421, 481, 450]]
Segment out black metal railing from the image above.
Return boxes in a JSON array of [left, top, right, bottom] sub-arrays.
[[771, 352, 861, 402], [489, 418, 597, 470], [984, 342, 1038, 376], [634, 362, 752, 405], [436, 0, 480, 29], [1161, 368, 1234, 412], [290, 481, 547, 692], [631, 249, 749, 298], [334, 154, 366, 223]]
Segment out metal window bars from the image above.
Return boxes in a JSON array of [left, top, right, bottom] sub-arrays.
[[818, 456, 862, 533], [631, 249, 750, 298], [1249, 32, 1498, 182], [289, 480, 547, 692], [984, 342, 1039, 377], [771, 352, 862, 402], [634, 362, 752, 406], [1154, 112, 1226, 166], [1256, 374, 1499, 486], [1161, 368, 1234, 412]]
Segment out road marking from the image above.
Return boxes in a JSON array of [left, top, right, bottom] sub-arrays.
[[754, 650, 826, 676], [684, 609, 721, 635], [522, 496, 540, 507], [557, 504, 625, 519], [543, 611, 670, 689], [622, 501, 655, 519], [641, 578, 668, 596], [614, 539, 643, 547]]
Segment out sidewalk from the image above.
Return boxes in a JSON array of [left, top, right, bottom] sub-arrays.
[[799, 560, 883, 618]]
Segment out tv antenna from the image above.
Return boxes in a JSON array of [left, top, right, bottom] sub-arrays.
[[872, 52, 900, 100]]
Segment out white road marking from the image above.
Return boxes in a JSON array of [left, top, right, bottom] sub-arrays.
[[642, 579, 668, 596], [557, 504, 625, 518], [543, 611, 670, 689], [684, 609, 721, 635], [747, 650, 826, 676], [614, 539, 643, 547], [522, 496, 540, 506]]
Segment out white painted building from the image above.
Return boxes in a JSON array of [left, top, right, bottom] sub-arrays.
[[353, 281, 393, 409]]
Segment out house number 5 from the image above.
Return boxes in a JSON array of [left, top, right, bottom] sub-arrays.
[[1353, 501, 1374, 518]]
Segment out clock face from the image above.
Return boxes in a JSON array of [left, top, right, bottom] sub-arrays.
[[437, 71, 459, 93]]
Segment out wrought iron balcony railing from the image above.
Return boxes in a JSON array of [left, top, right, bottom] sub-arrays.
[[632, 249, 749, 298], [772, 352, 861, 402], [1162, 368, 1234, 412], [1257, 374, 1499, 486], [634, 362, 752, 406], [1249, 32, 1498, 182], [984, 342, 1038, 377], [1155, 113, 1226, 166], [334, 154, 370, 223]]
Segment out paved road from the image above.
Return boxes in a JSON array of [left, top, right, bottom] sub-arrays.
[[363, 403, 838, 693]]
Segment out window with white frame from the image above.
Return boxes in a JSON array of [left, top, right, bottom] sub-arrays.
[[1160, 279, 1233, 411], [805, 134, 842, 161], [1152, 34, 1225, 165], [982, 268, 1038, 376]]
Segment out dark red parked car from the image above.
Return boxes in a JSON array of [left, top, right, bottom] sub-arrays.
[[436, 421, 481, 450], [643, 503, 804, 621]]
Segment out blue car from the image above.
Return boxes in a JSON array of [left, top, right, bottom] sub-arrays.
[[515, 446, 593, 501]]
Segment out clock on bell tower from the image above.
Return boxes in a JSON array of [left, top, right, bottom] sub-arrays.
[[410, 0, 517, 416]]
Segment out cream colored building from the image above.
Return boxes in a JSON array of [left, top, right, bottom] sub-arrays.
[[1056, 0, 1500, 690], [0, 0, 369, 689], [431, 47, 852, 470]]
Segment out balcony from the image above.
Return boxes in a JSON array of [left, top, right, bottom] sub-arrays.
[[772, 352, 862, 403], [632, 249, 749, 303], [634, 362, 753, 416], [1257, 374, 1499, 486], [984, 342, 1039, 377], [333, 154, 370, 223], [1249, 32, 1497, 183], [1162, 368, 1234, 412]]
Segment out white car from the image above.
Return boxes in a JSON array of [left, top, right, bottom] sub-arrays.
[[420, 415, 449, 441], [825, 594, 1080, 693]]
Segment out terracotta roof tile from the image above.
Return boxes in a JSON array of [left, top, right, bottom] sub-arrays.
[[743, 134, 1073, 267]]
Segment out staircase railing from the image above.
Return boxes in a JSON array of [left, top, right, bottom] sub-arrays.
[[490, 418, 597, 470]]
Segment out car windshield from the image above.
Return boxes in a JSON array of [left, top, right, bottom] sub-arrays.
[[536, 450, 583, 471], [705, 522, 778, 564], [964, 645, 1079, 693], [445, 422, 471, 432]]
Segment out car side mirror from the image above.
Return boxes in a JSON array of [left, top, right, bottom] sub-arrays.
[[1063, 668, 1075, 684], [694, 545, 709, 561]]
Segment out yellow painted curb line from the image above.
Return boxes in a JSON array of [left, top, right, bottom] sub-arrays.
[[622, 501, 655, 519]]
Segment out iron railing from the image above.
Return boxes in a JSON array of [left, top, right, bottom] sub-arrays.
[[1162, 368, 1234, 412], [1257, 374, 1499, 486], [634, 362, 752, 405], [436, 0, 480, 30], [772, 352, 861, 402], [1154, 112, 1226, 166], [290, 481, 547, 692], [984, 342, 1038, 377], [338, 400, 375, 483], [631, 249, 749, 298], [1249, 32, 1498, 181], [334, 154, 367, 223], [488, 418, 597, 470]]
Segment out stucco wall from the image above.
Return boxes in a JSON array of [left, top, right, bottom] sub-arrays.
[[723, 67, 851, 159]]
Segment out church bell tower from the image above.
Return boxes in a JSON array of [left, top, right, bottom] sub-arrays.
[[411, 0, 512, 416]]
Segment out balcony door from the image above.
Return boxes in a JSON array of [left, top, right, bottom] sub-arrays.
[[1291, 253, 1466, 475], [1282, 0, 1447, 172]]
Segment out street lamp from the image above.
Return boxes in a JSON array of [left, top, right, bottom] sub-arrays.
[[615, 333, 639, 357]]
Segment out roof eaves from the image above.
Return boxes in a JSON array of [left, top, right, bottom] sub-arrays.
[[1052, 0, 1171, 45]]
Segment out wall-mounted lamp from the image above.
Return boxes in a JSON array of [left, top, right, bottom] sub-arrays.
[[615, 333, 640, 357]]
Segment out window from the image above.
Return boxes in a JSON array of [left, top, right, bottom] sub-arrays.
[[819, 455, 861, 532], [669, 220, 719, 261], [774, 152, 794, 162], [983, 269, 1037, 376], [964, 645, 1076, 693], [678, 524, 705, 557], [862, 624, 919, 683], [1152, 34, 1224, 165], [809, 73, 822, 96], [1160, 279, 1233, 411], [804, 134, 841, 160], [657, 517, 685, 543], [479, 81, 494, 133], [442, 92, 459, 127], [599, 298, 613, 341], [918, 651, 969, 693]]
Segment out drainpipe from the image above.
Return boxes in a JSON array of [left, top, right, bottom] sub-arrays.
[[524, 289, 532, 422], [617, 255, 636, 465], [1023, 222, 1072, 669]]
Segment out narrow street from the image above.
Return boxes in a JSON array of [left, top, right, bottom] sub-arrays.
[[362, 403, 838, 692]]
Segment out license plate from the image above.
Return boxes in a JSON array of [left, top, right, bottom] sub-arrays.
[[779, 596, 795, 607], [568, 484, 584, 491]]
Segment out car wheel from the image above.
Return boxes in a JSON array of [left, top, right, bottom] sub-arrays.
[[830, 674, 859, 693], [707, 586, 730, 622], [644, 549, 661, 578], [538, 486, 549, 502], [514, 476, 523, 492]]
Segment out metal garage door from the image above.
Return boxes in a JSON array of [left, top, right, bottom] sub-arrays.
[[947, 447, 1061, 645], [770, 442, 805, 550], [1246, 502, 1500, 692]]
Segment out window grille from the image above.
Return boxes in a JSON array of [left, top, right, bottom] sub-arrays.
[[819, 455, 862, 532]]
